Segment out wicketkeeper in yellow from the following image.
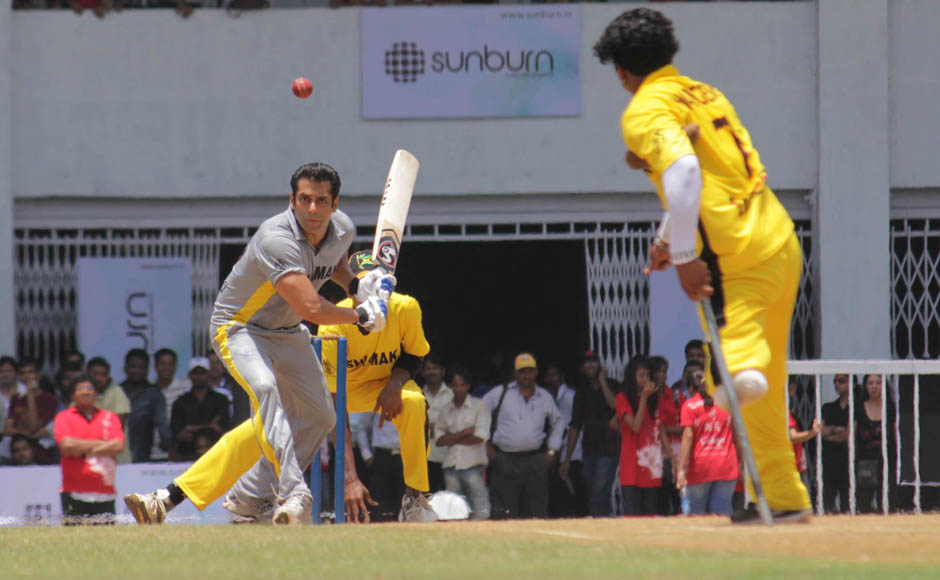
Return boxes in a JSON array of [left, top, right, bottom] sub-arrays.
[[319, 250, 437, 523], [596, 8, 810, 523]]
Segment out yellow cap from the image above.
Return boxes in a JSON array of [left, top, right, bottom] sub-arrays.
[[514, 353, 537, 371]]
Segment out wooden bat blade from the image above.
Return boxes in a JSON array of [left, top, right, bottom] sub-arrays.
[[372, 149, 418, 274]]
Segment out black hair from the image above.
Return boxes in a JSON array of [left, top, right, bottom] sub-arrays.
[[67, 373, 94, 397], [684, 339, 704, 356], [124, 348, 149, 366], [154, 348, 178, 363], [683, 359, 705, 373], [622, 354, 656, 417], [86, 356, 111, 372], [448, 365, 473, 387], [423, 352, 445, 368], [689, 369, 713, 408], [648, 355, 668, 374], [290, 162, 342, 200], [594, 8, 679, 76], [0, 355, 16, 368], [61, 349, 85, 364], [16, 357, 38, 371]]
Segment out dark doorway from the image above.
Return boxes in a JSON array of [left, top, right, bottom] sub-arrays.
[[393, 240, 590, 387], [219, 239, 591, 388]]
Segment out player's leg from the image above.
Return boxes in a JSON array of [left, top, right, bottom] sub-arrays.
[[392, 382, 437, 522], [391, 382, 430, 493], [715, 233, 809, 515], [261, 329, 336, 524]]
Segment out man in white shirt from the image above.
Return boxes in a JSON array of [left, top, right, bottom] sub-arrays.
[[482, 353, 564, 519], [435, 366, 490, 520], [421, 354, 453, 492]]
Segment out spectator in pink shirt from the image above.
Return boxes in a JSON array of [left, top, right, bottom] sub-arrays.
[[54, 375, 125, 525], [676, 373, 739, 516]]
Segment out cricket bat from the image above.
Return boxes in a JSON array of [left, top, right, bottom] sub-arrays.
[[371, 149, 419, 274]]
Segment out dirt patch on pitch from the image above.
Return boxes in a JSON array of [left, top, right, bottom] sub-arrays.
[[425, 515, 940, 565]]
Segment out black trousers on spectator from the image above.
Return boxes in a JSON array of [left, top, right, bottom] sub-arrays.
[[823, 477, 849, 514], [427, 460, 446, 493], [658, 458, 680, 516], [490, 450, 548, 519], [620, 485, 657, 516], [369, 448, 405, 521], [549, 460, 586, 518], [60, 493, 115, 526]]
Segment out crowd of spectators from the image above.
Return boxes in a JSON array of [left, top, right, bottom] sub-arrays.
[[0, 337, 925, 521], [8, 0, 805, 20]]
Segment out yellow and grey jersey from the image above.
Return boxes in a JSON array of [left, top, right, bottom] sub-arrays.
[[210, 208, 354, 331]]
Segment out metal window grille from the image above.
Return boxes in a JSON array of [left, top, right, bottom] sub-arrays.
[[891, 219, 940, 360]]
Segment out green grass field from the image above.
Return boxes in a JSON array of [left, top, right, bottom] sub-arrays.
[[2, 517, 939, 579]]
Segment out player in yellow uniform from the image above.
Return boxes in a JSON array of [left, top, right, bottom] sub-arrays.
[[319, 250, 437, 523], [595, 8, 810, 523]]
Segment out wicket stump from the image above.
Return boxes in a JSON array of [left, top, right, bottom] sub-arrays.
[[312, 335, 347, 524]]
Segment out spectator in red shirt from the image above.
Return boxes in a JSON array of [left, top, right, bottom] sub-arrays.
[[614, 355, 662, 515], [788, 379, 821, 492], [676, 376, 739, 516], [54, 374, 125, 525], [649, 355, 681, 515]]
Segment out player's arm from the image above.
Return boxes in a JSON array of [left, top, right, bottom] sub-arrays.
[[625, 100, 710, 301], [330, 251, 356, 296], [676, 425, 694, 489], [275, 273, 385, 328], [374, 353, 422, 428], [334, 398, 377, 524]]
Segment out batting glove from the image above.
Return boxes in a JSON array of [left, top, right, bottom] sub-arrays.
[[355, 296, 388, 333], [356, 269, 397, 303]]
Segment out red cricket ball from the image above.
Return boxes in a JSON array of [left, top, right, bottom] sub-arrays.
[[292, 77, 313, 99]]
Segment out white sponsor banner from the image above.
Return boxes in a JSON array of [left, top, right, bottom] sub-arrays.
[[77, 258, 192, 383], [361, 5, 580, 119], [0, 463, 228, 525], [649, 271, 704, 385]]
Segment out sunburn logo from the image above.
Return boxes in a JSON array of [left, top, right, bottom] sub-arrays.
[[385, 42, 556, 83]]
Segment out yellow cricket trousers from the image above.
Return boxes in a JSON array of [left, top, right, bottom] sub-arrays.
[[347, 379, 430, 493], [702, 233, 810, 511]]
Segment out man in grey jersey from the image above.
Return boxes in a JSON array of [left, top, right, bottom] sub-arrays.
[[125, 162, 392, 525]]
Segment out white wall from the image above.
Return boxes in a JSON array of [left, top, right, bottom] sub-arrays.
[[889, 0, 940, 188], [10, 3, 817, 199]]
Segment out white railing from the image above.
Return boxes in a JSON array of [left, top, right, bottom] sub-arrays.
[[787, 359, 940, 515]]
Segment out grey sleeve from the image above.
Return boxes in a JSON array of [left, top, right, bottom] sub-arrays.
[[254, 234, 306, 287]]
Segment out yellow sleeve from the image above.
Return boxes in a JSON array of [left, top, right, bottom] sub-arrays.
[[621, 93, 695, 174], [398, 295, 431, 358], [317, 322, 348, 394]]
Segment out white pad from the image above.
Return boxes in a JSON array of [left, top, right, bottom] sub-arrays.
[[714, 369, 769, 411]]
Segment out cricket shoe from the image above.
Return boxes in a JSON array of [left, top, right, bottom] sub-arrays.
[[222, 494, 275, 525], [124, 491, 168, 525], [272, 493, 313, 526], [398, 492, 439, 523], [731, 504, 813, 525]]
